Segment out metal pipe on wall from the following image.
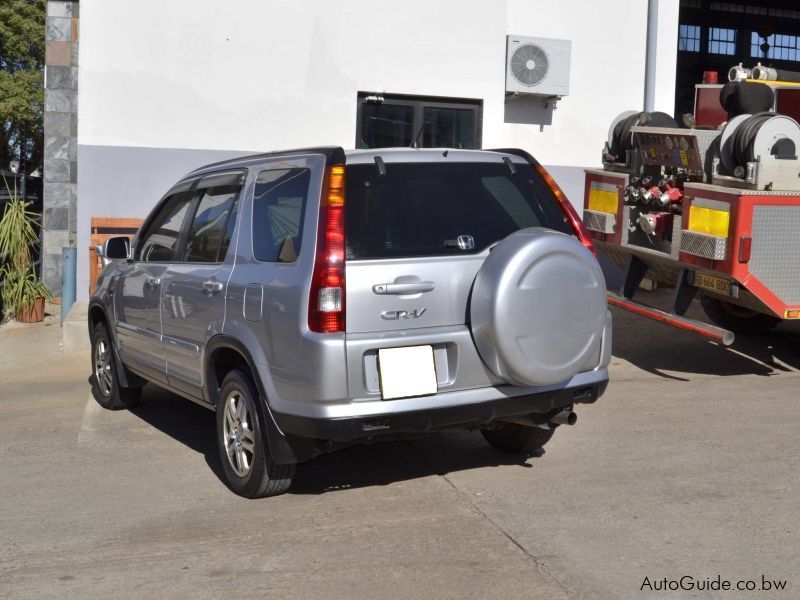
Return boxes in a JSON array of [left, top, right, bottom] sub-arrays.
[[644, 0, 659, 112], [61, 247, 76, 324]]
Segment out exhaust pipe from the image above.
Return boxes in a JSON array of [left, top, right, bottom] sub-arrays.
[[550, 410, 577, 426]]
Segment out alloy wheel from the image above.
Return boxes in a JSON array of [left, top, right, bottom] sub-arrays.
[[94, 338, 113, 397], [222, 391, 256, 477]]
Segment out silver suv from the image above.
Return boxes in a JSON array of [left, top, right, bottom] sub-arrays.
[[89, 147, 611, 498]]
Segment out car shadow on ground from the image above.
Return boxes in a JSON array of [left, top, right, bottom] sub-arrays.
[[291, 431, 536, 495], [610, 291, 800, 380], [127, 385, 537, 495], [129, 385, 227, 484]]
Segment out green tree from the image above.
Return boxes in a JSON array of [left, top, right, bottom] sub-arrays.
[[0, 0, 45, 175]]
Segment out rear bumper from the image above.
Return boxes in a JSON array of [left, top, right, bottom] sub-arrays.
[[272, 371, 608, 443]]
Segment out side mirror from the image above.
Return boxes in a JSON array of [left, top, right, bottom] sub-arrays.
[[103, 236, 131, 260]]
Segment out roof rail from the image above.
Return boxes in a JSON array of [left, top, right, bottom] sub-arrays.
[[187, 146, 346, 175], [488, 148, 542, 167]]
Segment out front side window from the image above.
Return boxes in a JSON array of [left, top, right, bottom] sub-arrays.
[[252, 168, 311, 262], [136, 192, 194, 262], [183, 186, 240, 263]]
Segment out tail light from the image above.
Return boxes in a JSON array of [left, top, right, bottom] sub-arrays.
[[534, 164, 598, 258], [308, 165, 346, 333]]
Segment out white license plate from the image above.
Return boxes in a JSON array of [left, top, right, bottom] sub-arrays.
[[378, 345, 438, 400]]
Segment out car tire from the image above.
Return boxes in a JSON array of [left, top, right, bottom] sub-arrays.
[[481, 422, 555, 454], [216, 369, 295, 498], [91, 322, 141, 410], [700, 296, 781, 333]]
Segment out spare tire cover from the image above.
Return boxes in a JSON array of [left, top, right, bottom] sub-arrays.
[[470, 228, 607, 387]]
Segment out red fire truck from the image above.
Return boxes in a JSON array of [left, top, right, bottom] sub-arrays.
[[583, 70, 800, 345]]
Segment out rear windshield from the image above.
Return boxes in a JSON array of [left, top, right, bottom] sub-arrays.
[[344, 161, 573, 259]]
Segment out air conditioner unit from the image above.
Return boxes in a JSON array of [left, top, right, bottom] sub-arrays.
[[506, 35, 571, 97]]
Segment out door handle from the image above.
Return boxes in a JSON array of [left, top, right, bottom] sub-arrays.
[[202, 280, 224, 295], [372, 282, 435, 295]]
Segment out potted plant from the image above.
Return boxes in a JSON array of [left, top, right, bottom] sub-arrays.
[[0, 178, 51, 323]]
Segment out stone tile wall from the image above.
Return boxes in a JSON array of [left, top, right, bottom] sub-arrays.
[[42, 1, 78, 296]]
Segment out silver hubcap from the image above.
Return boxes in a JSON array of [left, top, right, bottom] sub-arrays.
[[223, 391, 256, 477], [94, 338, 113, 397]]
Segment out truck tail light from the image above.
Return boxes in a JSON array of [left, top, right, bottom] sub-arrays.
[[308, 165, 346, 333], [534, 165, 598, 258], [738, 236, 752, 263]]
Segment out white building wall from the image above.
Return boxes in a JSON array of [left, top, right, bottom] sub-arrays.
[[79, 0, 508, 150], [503, 0, 649, 168], [76, 0, 679, 299]]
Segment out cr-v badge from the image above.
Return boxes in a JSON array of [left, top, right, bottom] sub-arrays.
[[381, 308, 427, 320]]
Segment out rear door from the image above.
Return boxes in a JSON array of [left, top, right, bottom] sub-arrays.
[[160, 171, 245, 391], [344, 157, 573, 334]]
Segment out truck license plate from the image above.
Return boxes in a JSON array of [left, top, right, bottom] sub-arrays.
[[694, 272, 731, 296], [378, 345, 438, 400]]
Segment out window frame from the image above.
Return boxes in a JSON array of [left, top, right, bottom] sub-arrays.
[[134, 190, 197, 264], [133, 169, 245, 265], [355, 92, 483, 150], [750, 31, 800, 62], [707, 26, 737, 55], [678, 24, 702, 52], [179, 186, 243, 264]]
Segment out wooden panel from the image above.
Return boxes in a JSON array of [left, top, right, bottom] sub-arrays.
[[91, 217, 144, 231], [88, 217, 143, 295]]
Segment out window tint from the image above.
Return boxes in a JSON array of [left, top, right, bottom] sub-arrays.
[[356, 93, 481, 150], [422, 107, 476, 149], [252, 168, 310, 262], [359, 104, 414, 148], [344, 162, 572, 259], [183, 185, 240, 263], [137, 192, 194, 262]]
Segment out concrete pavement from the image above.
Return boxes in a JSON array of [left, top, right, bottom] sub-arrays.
[[1, 293, 798, 599]]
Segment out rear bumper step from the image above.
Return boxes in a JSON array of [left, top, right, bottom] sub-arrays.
[[272, 380, 608, 444], [607, 292, 734, 346]]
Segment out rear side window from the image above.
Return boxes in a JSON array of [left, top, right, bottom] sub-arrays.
[[344, 162, 572, 259], [252, 168, 310, 262], [183, 185, 240, 263]]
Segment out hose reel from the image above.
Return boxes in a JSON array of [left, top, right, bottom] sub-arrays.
[[719, 112, 800, 176], [606, 111, 678, 164]]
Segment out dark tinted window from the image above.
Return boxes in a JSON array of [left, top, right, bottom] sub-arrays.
[[359, 104, 414, 148], [422, 107, 476, 149], [252, 168, 310, 262], [137, 192, 194, 262], [356, 94, 481, 150], [183, 185, 240, 263], [344, 162, 572, 259]]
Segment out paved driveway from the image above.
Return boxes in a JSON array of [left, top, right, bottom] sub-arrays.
[[1, 294, 798, 599]]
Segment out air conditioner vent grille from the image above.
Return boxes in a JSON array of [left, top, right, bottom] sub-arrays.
[[510, 44, 549, 86]]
